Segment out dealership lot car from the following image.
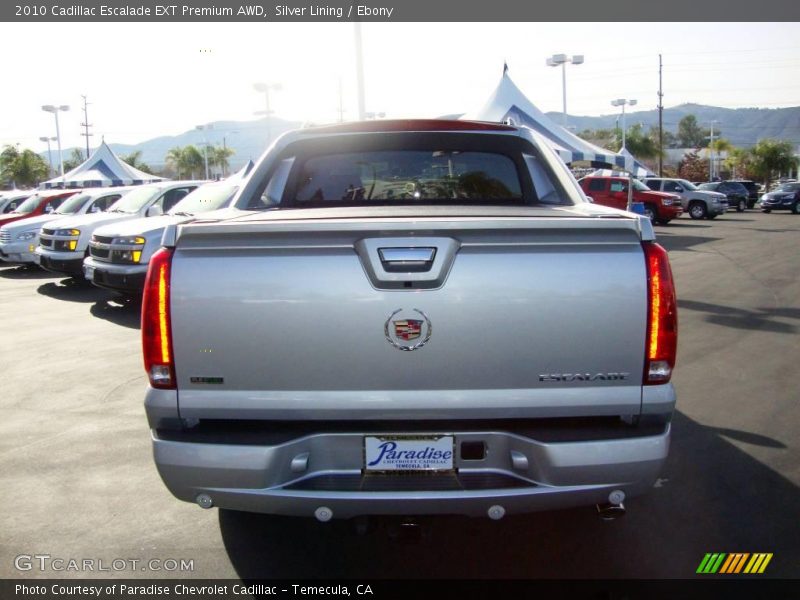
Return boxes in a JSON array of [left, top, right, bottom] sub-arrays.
[[0, 190, 34, 214], [697, 181, 750, 212], [643, 177, 727, 219], [0, 189, 79, 230], [84, 179, 244, 293], [143, 120, 678, 521], [760, 182, 800, 213], [0, 187, 128, 264], [578, 175, 683, 223], [35, 181, 204, 276]]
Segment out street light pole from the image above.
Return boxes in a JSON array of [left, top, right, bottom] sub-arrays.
[[39, 136, 56, 177], [41, 104, 69, 184], [196, 124, 212, 180], [254, 82, 282, 145], [611, 99, 637, 150], [708, 120, 720, 181], [546, 53, 584, 127]]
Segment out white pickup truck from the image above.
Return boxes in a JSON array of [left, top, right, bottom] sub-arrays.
[[0, 187, 128, 265], [143, 120, 678, 523], [83, 178, 243, 294], [35, 181, 204, 276]]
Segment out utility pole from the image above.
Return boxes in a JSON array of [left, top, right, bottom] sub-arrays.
[[80, 95, 93, 158], [658, 54, 664, 176]]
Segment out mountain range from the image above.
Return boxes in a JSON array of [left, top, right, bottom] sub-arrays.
[[60, 104, 800, 171]]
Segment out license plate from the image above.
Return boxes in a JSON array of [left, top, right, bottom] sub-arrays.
[[364, 435, 454, 472], [83, 265, 95, 281]]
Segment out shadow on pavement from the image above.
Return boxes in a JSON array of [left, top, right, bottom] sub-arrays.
[[219, 412, 799, 579], [37, 278, 112, 303], [656, 221, 712, 229], [656, 234, 722, 253], [89, 295, 142, 330], [678, 299, 799, 335], [0, 265, 60, 280]]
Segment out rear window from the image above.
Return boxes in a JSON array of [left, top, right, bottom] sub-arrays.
[[290, 150, 522, 205]]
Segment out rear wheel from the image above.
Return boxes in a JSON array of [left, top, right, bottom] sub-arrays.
[[689, 202, 707, 219], [736, 199, 746, 212]]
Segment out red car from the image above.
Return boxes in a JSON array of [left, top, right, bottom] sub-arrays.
[[0, 190, 79, 229], [578, 176, 682, 225]]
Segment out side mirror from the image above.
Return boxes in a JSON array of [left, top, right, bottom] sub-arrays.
[[147, 204, 163, 217]]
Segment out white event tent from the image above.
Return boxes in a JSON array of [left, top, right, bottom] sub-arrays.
[[462, 69, 654, 177], [40, 142, 166, 189]]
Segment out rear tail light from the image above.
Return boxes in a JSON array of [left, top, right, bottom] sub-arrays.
[[643, 242, 678, 385], [141, 247, 175, 389]]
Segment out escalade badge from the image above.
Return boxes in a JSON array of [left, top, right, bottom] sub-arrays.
[[385, 309, 432, 351]]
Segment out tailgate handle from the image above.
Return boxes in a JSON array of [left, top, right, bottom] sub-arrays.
[[378, 247, 437, 272]]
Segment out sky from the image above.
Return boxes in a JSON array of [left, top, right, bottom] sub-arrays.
[[1, 22, 799, 154]]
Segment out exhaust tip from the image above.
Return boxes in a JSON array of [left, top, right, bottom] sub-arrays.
[[596, 502, 626, 521]]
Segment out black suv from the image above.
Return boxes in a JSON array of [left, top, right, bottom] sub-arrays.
[[728, 180, 761, 208], [698, 181, 751, 212]]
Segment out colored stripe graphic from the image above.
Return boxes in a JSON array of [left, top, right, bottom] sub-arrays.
[[699, 552, 773, 574], [744, 553, 773, 574], [719, 553, 749, 573], [697, 553, 727, 573]]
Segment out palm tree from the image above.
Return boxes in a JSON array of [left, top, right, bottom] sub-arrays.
[[120, 151, 154, 175], [165, 147, 185, 178], [165, 146, 205, 180], [748, 139, 797, 189], [210, 145, 235, 177], [0, 145, 50, 187]]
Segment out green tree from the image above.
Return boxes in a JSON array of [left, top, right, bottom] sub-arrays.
[[0, 145, 50, 188], [677, 150, 708, 182], [677, 115, 712, 148], [725, 147, 753, 179], [165, 145, 205, 179], [622, 123, 660, 160], [210, 145, 235, 177], [120, 151, 154, 175], [61, 148, 85, 172], [576, 128, 617, 150], [748, 139, 797, 189]]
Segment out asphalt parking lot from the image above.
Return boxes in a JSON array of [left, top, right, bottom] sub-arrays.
[[1, 210, 798, 580]]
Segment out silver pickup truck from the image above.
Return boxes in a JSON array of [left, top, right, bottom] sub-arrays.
[[143, 120, 678, 523]]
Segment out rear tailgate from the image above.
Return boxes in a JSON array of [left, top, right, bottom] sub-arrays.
[[170, 213, 647, 421]]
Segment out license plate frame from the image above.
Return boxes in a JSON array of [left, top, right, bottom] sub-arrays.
[[363, 435, 455, 473]]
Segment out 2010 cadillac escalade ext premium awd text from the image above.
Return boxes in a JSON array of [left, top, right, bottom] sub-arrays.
[[143, 120, 678, 522]]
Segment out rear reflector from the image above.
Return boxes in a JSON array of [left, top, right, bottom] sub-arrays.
[[141, 247, 175, 389], [642, 242, 678, 385], [301, 119, 517, 135]]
